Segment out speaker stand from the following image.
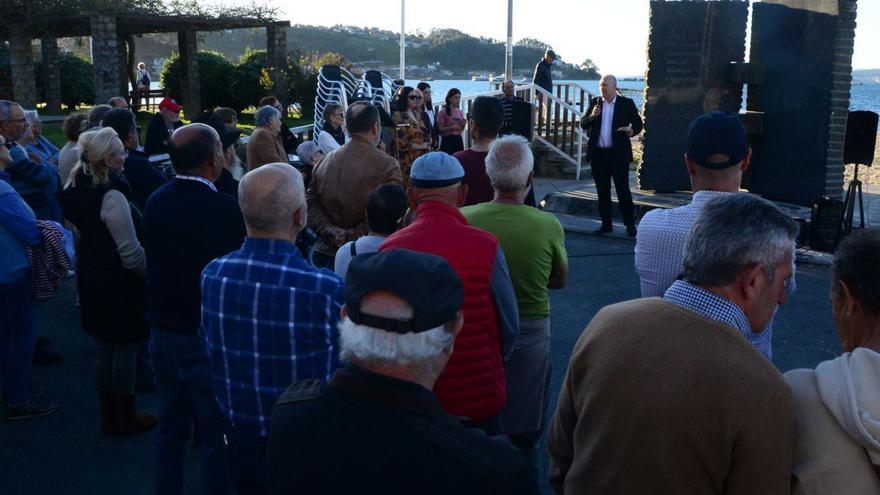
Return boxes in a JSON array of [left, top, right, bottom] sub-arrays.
[[839, 163, 866, 241]]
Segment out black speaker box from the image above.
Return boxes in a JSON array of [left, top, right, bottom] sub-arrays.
[[844, 110, 878, 166], [810, 196, 845, 252]]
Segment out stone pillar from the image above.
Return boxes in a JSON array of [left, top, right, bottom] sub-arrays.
[[90, 14, 121, 105], [266, 24, 289, 108], [638, 0, 750, 193], [747, 0, 858, 205], [41, 38, 62, 113], [118, 35, 131, 101], [9, 26, 37, 108], [178, 30, 201, 120], [826, 0, 858, 199]]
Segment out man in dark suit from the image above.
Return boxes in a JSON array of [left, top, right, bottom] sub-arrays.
[[580, 74, 643, 237]]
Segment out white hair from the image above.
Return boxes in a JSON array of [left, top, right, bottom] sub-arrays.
[[24, 109, 39, 124], [338, 316, 455, 366], [255, 105, 281, 126], [485, 135, 534, 193]]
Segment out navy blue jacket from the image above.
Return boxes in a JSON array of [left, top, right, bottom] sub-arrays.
[[4, 148, 62, 221], [532, 60, 553, 93], [123, 148, 168, 213], [142, 178, 246, 334]]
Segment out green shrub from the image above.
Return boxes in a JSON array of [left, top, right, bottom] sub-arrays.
[[35, 52, 95, 110], [160, 50, 234, 112], [228, 48, 272, 112]]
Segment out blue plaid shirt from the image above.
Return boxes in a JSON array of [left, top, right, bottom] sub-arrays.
[[664, 280, 771, 359], [200, 237, 344, 437]]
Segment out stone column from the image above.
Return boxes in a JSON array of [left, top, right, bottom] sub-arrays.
[[747, 0, 858, 205], [178, 30, 201, 120], [90, 14, 121, 105], [9, 26, 37, 108], [825, 0, 858, 199], [41, 38, 62, 113], [266, 24, 289, 108], [118, 35, 131, 101]]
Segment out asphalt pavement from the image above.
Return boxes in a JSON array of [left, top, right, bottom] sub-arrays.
[[1, 231, 841, 495]]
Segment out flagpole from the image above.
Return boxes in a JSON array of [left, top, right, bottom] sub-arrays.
[[400, 0, 406, 80]]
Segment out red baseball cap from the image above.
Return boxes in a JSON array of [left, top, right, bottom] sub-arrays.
[[158, 97, 182, 112]]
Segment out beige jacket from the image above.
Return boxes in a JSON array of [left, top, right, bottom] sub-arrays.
[[246, 126, 287, 171], [786, 348, 880, 494], [306, 136, 402, 256], [548, 298, 792, 495]]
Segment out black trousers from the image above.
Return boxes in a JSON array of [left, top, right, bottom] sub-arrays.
[[590, 147, 635, 227]]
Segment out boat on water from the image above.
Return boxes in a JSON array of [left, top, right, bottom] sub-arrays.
[[471, 74, 490, 81]]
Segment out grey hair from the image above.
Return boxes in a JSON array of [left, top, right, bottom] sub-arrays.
[[0, 100, 18, 120], [296, 140, 322, 165], [238, 162, 304, 232], [601, 74, 618, 86], [338, 316, 456, 366], [683, 194, 798, 286], [485, 135, 534, 193], [254, 105, 281, 126], [24, 110, 39, 124]]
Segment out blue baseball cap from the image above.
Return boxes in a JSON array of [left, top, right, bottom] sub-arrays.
[[686, 111, 749, 170], [409, 151, 464, 188]]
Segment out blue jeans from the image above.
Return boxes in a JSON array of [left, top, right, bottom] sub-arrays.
[[226, 428, 268, 495], [0, 274, 37, 406], [149, 328, 229, 495]]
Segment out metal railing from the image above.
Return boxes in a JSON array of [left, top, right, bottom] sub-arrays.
[[439, 82, 593, 180]]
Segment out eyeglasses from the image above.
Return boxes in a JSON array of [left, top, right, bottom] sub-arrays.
[[0, 118, 28, 126], [409, 95, 423, 100]]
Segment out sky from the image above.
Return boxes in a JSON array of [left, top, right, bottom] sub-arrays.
[[271, 0, 879, 76]]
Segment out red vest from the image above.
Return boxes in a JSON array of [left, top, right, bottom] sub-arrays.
[[380, 201, 505, 421]]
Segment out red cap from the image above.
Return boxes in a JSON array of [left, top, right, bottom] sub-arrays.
[[158, 97, 182, 112]]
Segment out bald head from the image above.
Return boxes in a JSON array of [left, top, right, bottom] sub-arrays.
[[238, 163, 306, 240], [599, 74, 618, 102]]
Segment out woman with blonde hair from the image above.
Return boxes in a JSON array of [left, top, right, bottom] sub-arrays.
[[786, 230, 880, 493], [59, 127, 156, 436]]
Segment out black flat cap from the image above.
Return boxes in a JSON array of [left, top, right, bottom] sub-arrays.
[[345, 249, 462, 334]]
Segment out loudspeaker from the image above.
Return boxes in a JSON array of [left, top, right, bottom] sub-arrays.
[[509, 101, 533, 140], [844, 110, 878, 166], [810, 196, 845, 252]]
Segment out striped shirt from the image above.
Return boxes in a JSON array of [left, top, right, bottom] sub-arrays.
[[200, 237, 344, 437]]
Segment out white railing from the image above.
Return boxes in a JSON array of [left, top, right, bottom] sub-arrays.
[[441, 82, 591, 180]]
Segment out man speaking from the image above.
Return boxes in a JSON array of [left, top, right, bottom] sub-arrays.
[[580, 74, 643, 237]]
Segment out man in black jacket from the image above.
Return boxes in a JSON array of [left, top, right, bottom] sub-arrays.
[[143, 97, 183, 156], [142, 123, 246, 495], [580, 74, 643, 237], [532, 49, 556, 94], [268, 250, 534, 495]]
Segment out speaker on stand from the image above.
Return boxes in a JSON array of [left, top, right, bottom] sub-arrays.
[[837, 110, 878, 242]]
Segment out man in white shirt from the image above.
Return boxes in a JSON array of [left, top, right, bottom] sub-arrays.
[[579, 75, 643, 237], [334, 184, 407, 278]]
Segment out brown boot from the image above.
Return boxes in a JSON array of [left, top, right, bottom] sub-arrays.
[[109, 393, 157, 436], [98, 390, 117, 434]]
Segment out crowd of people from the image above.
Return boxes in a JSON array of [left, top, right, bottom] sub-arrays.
[[1, 64, 879, 495]]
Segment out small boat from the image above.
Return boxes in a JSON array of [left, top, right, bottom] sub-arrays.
[[471, 75, 489, 81]]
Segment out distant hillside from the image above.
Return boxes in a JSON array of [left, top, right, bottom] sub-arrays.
[[122, 24, 599, 79], [853, 69, 880, 84]]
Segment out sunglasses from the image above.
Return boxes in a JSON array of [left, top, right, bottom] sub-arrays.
[[409, 95, 423, 100]]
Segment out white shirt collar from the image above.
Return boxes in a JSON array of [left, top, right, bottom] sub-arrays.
[[174, 174, 217, 192]]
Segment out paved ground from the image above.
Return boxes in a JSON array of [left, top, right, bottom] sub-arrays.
[[2, 232, 840, 495]]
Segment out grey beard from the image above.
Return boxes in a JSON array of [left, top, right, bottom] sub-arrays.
[[227, 154, 245, 180]]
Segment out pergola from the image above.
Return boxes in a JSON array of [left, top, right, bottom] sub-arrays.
[[1, 12, 290, 118]]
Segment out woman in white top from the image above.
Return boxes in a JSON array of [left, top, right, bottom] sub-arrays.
[[317, 103, 347, 154], [785, 230, 880, 494]]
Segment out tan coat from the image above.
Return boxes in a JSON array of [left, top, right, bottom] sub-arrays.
[[306, 136, 402, 256], [548, 297, 793, 495], [246, 126, 287, 171]]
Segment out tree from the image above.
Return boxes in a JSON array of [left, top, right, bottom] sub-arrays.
[[516, 38, 552, 51], [160, 51, 234, 111], [580, 59, 599, 73], [35, 52, 95, 110]]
